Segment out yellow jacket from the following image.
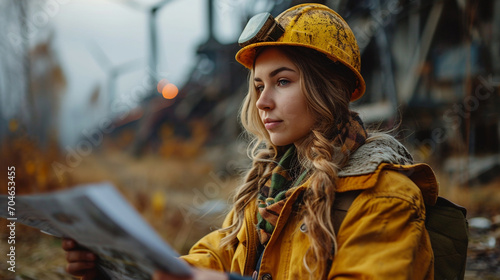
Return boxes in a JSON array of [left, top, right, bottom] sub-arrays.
[[181, 138, 439, 279]]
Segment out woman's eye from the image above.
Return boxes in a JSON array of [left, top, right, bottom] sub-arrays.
[[278, 79, 290, 86], [255, 85, 264, 92]]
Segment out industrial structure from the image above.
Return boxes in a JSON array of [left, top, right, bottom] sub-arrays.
[[114, 0, 500, 185]]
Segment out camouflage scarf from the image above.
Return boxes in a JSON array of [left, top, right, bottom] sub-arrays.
[[256, 112, 367, 245]]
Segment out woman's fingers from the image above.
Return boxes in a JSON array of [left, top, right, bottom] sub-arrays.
[[66, 250, 96, 262], [62, 238, 99, 279], [65, 261, 96, 275], [62, 238, 97, 263], [62, 238, 77, 250]]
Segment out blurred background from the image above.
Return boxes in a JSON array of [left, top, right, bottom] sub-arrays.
[[0, 0, 499, 279]]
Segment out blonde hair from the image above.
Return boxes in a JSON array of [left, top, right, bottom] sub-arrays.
[[221, 46, 357, 279]]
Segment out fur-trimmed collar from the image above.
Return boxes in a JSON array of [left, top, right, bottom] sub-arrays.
[[339, 134, 414, 177]]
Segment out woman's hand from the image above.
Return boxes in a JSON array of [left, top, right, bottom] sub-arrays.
[[153, 267, 229, 280], [63, 238, 228, 280], [62, 238, 99, 280]]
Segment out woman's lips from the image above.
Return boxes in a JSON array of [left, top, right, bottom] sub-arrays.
[[264, 119, 282, 130]]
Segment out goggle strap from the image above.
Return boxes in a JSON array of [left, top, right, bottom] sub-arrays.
[[265, 21, 285, 42]]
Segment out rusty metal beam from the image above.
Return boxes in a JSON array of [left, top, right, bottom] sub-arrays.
[[398, 1, 444, 105]]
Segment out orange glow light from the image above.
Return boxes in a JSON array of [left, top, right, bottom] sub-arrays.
[[157, 78, 179, 99], [162, 83, 179, 99]]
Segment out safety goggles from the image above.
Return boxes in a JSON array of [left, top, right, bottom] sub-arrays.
[[238, 12, 285, 47]]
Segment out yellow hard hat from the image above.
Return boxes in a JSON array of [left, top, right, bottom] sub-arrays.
[[235, 3, 365, 101]]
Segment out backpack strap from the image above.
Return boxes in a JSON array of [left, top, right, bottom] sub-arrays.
[[333, 190, 362, 235], [325, 190, 362, 274]]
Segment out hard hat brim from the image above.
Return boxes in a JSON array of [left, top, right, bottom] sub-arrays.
[[235, 41, 365, 102]]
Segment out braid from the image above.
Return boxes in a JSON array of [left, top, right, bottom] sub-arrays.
[[299, 130, 341, 278], [220, 144, 276, 248]]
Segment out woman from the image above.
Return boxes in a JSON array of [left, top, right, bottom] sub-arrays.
[[64, 3, 438, 280]]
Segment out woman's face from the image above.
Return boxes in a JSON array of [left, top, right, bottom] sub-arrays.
[[253, 47, 316, 147]]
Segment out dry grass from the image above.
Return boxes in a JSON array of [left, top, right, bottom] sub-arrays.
[[435, 169, 500, 218], [0, 226, 71, 280], [0, 134, 241, 279]]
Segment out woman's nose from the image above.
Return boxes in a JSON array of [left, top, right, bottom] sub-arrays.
[[256, 88, 274, 110]]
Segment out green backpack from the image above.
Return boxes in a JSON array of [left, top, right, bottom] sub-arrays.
[[426, 197, 469, 280], [334, 192, 469, 280]]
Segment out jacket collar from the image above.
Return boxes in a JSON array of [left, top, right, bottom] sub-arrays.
[[339, 134, 414, 177], [335, 134, 438, 205], [289, 134, 439, 205]]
